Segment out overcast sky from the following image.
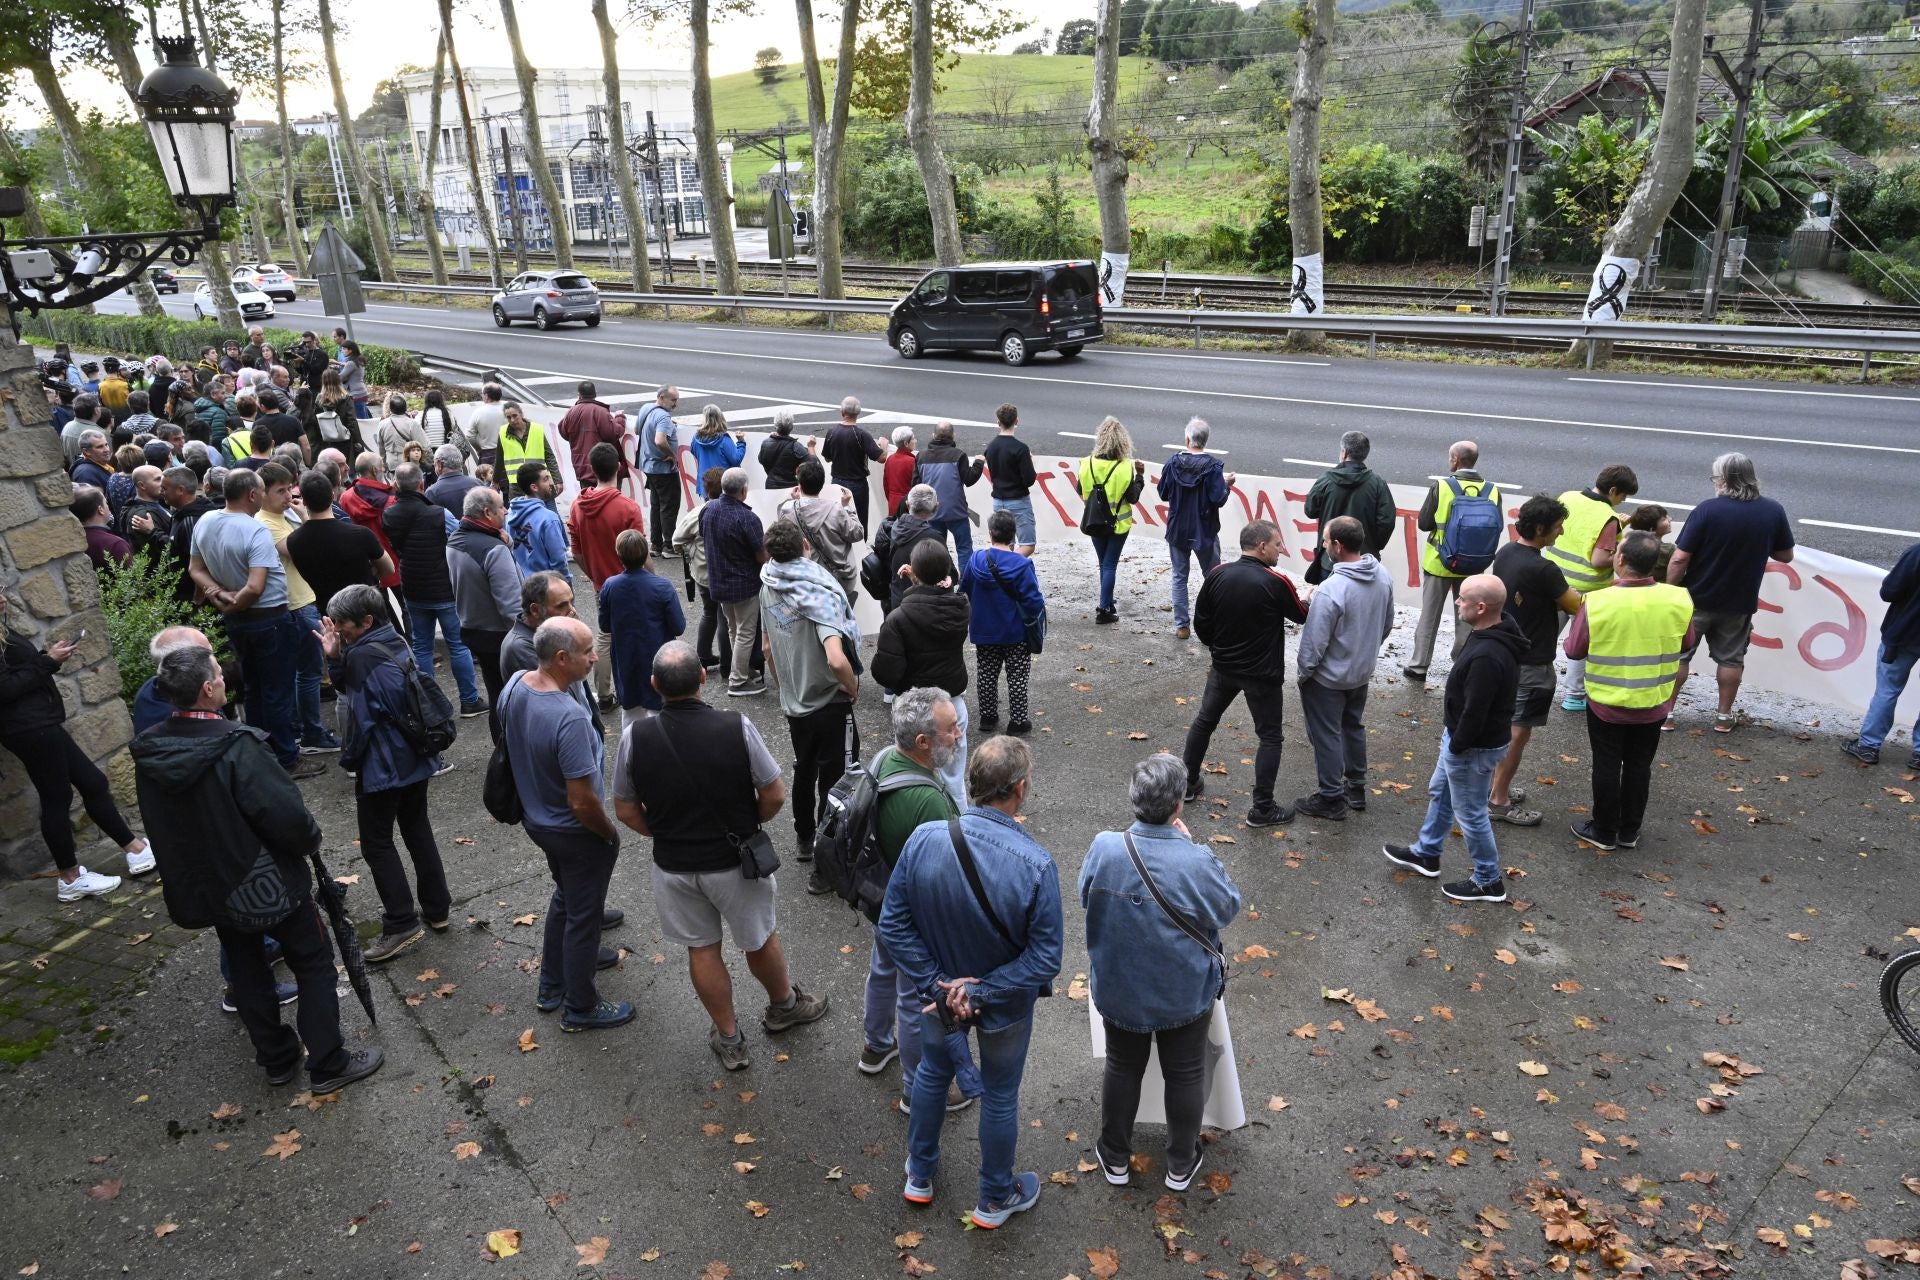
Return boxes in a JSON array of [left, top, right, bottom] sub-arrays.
[[32, 0, 1093, 124]]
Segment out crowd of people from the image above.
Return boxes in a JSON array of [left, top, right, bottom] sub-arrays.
[[11, 340, 1920, 1232]]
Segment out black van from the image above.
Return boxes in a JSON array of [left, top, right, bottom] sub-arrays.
[[887, 261, 1104, 366]]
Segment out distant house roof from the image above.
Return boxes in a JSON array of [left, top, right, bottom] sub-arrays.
[[1524, 65, 1876, 178]]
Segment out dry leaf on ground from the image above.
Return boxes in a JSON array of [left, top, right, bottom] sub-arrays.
[[575, 1236, 609, 1266], [487, 1229, 521, 1259]]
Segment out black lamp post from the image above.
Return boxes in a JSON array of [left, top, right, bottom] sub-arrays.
[[0, 35, 239, 323]]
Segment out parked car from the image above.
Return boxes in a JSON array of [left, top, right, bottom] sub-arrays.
[[888, 261, 1104, 366], [234, 262, 296, 302], [148, 268, 179, 294], [194, 280, 275, 322], [491, 271, 603, 329]]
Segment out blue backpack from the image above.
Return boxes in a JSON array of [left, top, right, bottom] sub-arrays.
[[1436, 478, 1502, 575]]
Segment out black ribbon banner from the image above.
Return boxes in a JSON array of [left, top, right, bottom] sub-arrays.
[[1586, 263, 1628, 320], [1290, 263, 1318, 315]]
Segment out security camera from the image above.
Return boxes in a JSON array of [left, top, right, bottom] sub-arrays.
[[67, 247, 108, 288]]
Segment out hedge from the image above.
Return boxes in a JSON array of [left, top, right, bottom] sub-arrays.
[[1847, 239, 1920, 305], [24, 310, 419, 384]]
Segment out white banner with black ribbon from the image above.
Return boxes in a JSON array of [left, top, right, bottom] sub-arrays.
[[1584, 254, 1638, 321], [1289, 253, 1324, 317], [1099, 252, 1129, 307]]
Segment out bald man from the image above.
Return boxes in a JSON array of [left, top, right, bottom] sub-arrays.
[[133, 626, 215, 734], [1384, 574, 1527, 904]]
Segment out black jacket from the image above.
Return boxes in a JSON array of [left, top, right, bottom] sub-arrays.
[[167, 494, 219, 602], [382, 488, 455, 603], [759, 434, 810, 489], [131, 717, 321, 929], [1304, 461, 1397, 572], [821, 422, 882, 478], [874, 512, 943, 608], [1194, 556, 1309, 682], [872, 584, 971, 695], [1443, 616, 1527, 752], [0, 633, 67, 737]]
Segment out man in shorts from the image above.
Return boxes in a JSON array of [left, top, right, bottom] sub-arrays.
[[1488, 496, 1583, 826], [612, 641, 829, 1070], [982, 404, 1037, 556]]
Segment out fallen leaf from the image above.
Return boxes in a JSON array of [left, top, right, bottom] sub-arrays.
[[433, 983, 457, 998], [1291, 1022, 1317, 1039], [737, 1090, 756, 1103], [1240, 943, 1272, 959], [1209, 834, 1236, 845], [333, 873, 359, 886], [153, 1222, 178, 1239], [1352, 997, 1388, 1023], [1494, 948, 1518, 965], [1697, 1097, 1727, 1114], [1787, 932, 1810, 942], [902, 1258, 938, 1278], [640, 1247, 661, 1262], [1048, 1170, 1076, 1186], [84, 1178, 123, 1202], [893, 1231, 924, 1249], [744, 1200, 770, 1218], [19, 1265, 39, 1276], [1127, 732, 1149, 741], [1552, 980, 1583, 994], [1086, 1246, 1122, 1278], [1594, 1101, 1629, 1122], [1690, 818, 1719, 835], [452, 1141, 482, 1161], [1754, 1227, 1788, 1250], [1447, 1147, 1470, 1166], [575, 1236, 609, 1266], [1430, 1004, 1453, 1020], [1204, 1170, 1232, 1194], [732, 1132, 756, 1145], [699, 1264, 732, 1280], [512, 913, 538, 926], [518, 1028, 539, 1052], [702, 1123, 724, 1137], [487, 1229, 521, 1259], [210, 1102, 241, 1120], [127, 932, 153, 946], [1886, 787, 1915, 804], [1518, 1060, 1550, 1077], [516, 1095, 533, 1107], [264, 1129, 302, 1160], [1266, 1095, 1290, 1112], [848, 1183, 871, 1200], [415, 968, 439, 981], [1658, 956, 1691, 971]]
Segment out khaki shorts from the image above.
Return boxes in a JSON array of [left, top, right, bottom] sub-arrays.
[[1512, 663, 1556, 727], [1684, 610, 1753, 669], [651, 864, 777, 951]]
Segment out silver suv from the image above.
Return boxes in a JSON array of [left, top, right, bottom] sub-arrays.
[[492, 270, 603, 329]]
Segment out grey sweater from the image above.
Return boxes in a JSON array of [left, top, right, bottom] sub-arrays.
[[446, 522, 522, 633], [1295, 554, 1395, 690]]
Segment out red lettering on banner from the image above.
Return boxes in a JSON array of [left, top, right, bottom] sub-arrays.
[[1800, 575, 1869, 671], [1397, 509, 1422, 588], [1132, 470, 1160, 528], [1284, 488, 1317, 564], [1750, 561, 1799, 651], [1034, 465, 1080, 528]]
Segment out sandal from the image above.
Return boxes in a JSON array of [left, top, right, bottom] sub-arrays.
[[1712, 713, 1737, 734], [1493, 805, 1542, 827]]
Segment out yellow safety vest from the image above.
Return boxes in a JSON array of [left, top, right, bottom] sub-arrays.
[[1420, 475, 1499, 579], [499, 421, 547, 481], [1582, 584, 1693, 710], [223, 430, 252, 463], [1544, 489, 1619, 594]]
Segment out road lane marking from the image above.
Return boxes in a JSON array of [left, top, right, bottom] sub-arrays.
[[697, 325, 880, 342], [1283, 458, 1333, 469], [1624, 497, 1694, 511], [219, 313, 1920, 458], [1567, 376, 1920, 403], [1160, 443, 1228, 455], [1800, 518, 1920, 538]]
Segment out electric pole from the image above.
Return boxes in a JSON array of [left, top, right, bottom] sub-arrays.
[[1701, 0, 1766, 320], [501, 125, 529, 273], [1488, 0, 1537, 318], [644, 110, 674, 283]]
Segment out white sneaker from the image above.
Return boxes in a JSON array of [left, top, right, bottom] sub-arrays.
[[57, 867, 122, 902], [125, 842, 156, 876]]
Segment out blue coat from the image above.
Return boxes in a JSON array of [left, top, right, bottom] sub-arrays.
[[599, 567, 686, 710], [960, 547, 1044, 647], [1079, 821, 1241, 1033], [1156, 450, 1230, 551], [507, 495, 570, 581], [688, 431, 745, 483], [329, 623, 438, 793], [1880, 540, 1920, 650]]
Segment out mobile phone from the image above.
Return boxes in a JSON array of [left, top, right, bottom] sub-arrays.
[[78, 629, 87, 638]]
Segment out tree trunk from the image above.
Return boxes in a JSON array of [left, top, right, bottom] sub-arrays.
[[271, 0, 309, 275], [438, 0, 504, 288], [418, 31, 450, 284], [690, 0, 741, 296], [1285, 0, 1335, 347], [95, 24, 171, 318], [812, 0, 859, 298], [794, 0, 827, 141], [499, 0, 573, 267], [1576, 0, 1709, 361], [1086, 0, 1130, 305], [592, 0, 652, 293], [317, 0, 397, 280], [906, 0, 962, 265], [0, 129, 53, 238]]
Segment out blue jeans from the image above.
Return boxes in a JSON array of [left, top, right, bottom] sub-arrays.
[[406, 599, 480, 707], [1090, 531, 1128, 612], [991, 496, 1036, 547], [1412, 729, 1507, 884], [1168, 539, 1220, 629], [1858, 641, 1920, 751], [864, 933, 923, 1099], [907, 1010, 1035, 1208], [290, 604, 335, 746], [224, 610, 302, 767], [936, 516, 972, 569]]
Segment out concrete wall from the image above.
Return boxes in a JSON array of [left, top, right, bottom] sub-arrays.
[[0, 305, 135, 878]]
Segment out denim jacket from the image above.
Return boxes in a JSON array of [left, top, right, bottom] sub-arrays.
[[876, 805, 1063, 1032], [1079, 822, 1242, 1033]]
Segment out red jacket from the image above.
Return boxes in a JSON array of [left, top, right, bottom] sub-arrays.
[[884, 449, 916, 518], [340, 478, 402, 587], [567, 483, 646, 590], [556, 399, 628, 488]]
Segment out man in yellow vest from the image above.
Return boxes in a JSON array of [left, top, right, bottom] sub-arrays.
[[1404, 440, 1497, 682], [1546, 464, 1638, 713], [495, 401, 560, 507], [1563, 531, 1696, 851]]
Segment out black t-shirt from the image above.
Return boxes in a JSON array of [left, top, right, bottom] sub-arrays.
[[259, 411, 305, 450], [288, 517, 383, 612], [983, 434, 1036, 500], [1492, 542, 1570, 666]]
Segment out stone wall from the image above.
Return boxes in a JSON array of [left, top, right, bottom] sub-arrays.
[[0, 303, 134, 879]]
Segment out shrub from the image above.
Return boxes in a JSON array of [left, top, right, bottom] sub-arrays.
[[843, 149, 986, 261], [24, 310, 418, 384], [1250, 148, 1474, 268], [1836, 162, 1920, 249], [975, 168, 1097, 260], [1848, 239, 1920, 304], [97, 555, 228, 705]]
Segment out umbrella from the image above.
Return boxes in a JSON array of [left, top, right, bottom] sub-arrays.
[[308, 847, 377, 1026]]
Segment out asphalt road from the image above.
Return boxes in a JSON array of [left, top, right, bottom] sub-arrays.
[[94, 289, 1920, 566]]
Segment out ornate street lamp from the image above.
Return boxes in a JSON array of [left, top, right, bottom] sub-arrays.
[[0, 34, 239, 323]]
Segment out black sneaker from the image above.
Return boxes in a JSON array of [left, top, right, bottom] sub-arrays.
[[563, 999, 636, 1032], [1095, 608, 1118, 625], [1441, 877, 1508, 904], [806, 872, 834, 896], [1908, 749, 1920, 771], [1345, 785, 1367, 812], [978, 711, 1000, 730], [1569, 820, 1617, 851], [265, 1054, 304, 1086], [1183, 776, 1205, 804], [1840, 738, 1879, 765], [597, 945, 618, 971], [794, 832, 815, 864], [1164, 1149, 1205, 1193], [602, 907, 625, 930], [1402, 666, 1427, 683], [459, 701, 489, 719], [1245, 802, 1294, 828], [1616, 831, 1640, 849], [1293, 794, 1347, 822], [1006, 719, 1032, 736], [1382, 844, 1440, 878], [310, 1047, 385, 1093], [362, 926, 424, 964], [535, 987, 563, 1013], [1095, 1145, 1131, 1187]]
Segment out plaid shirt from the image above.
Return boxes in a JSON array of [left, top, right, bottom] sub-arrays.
[[701, 496, 765, 604]]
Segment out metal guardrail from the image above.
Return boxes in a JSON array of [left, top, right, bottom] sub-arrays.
[[412, 351, 544, 405]]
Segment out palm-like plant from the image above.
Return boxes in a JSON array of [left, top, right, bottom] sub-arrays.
[[1681, 89, 1837, 236], [1527, 113, 1653, 249]]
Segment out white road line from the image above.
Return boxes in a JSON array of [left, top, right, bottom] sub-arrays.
[[277, 315, 1920, 457], [1800, 518, 1920, 538], [1567, 376, 1920, 403], [1283, 458, 1333, 469], [1058, 431, 1097, 440], [697, 325, 880, 342], [1624, 497, 1694, 511], [1426, 474, 1525, 489], [1160, 443, 1228, 455], [1094, 348, 1331, 368]]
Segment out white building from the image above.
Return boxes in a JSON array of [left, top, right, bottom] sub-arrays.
[[397, 65, 729, 253]]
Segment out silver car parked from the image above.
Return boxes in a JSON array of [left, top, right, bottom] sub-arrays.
[[491, 270, 603, 329]]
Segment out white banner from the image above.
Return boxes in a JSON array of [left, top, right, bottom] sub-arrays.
[[1288, 252, 1324, 318], [1099, 251, 1130, 307], [1584, 254, 1638, 321], [469, 405, 1905, 720]]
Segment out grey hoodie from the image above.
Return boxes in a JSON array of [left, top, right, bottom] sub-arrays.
[[1295, 554, 1395, 690]]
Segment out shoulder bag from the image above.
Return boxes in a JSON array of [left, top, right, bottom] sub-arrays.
[[483, 673, 524, 825], [985, 552, 1046, 655], [948, 817, 1018, 951], [643, 709, 781, 880], [1121, 831, 1226, 976]]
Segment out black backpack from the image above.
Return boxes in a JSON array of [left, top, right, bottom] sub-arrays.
[[1079, 458, 1121, 536], [813, 745, 946, 922], [393, 653, 459, 759]]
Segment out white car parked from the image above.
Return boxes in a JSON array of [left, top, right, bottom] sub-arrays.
[[194, 280, 275, 322], [234, 262, 297, 302]]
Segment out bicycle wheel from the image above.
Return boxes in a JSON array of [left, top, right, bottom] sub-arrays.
[[1882, 949, 1920, 1055]]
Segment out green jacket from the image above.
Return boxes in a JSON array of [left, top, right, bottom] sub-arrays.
[[874, 747, 957, 871]]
